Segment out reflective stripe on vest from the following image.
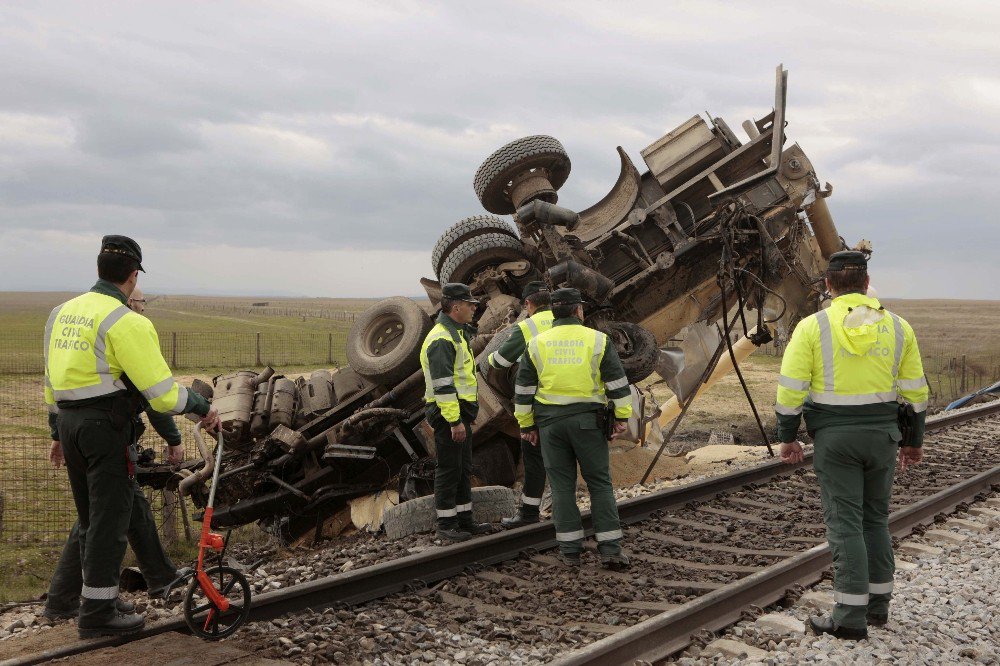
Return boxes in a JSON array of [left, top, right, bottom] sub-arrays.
[[420, 323, 477, 401]]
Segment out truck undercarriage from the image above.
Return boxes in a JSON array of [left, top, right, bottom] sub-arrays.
[[137, 66, 853, 542]]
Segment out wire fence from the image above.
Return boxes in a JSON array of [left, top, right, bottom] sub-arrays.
[[0, 331, 348, 374], [156, 298, 360, 323], [0, 432, 211, 547]]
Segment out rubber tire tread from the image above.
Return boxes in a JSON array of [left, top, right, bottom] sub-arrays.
[[473, 135, 570, 214], [382, 485, 518, 540], [611, 322, 659, 384], [347, 296, 433, 386], [431, 215, 517, 276], [438, 232, 526, 284]]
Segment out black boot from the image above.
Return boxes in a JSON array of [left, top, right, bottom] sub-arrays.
[[457, 512, 492, 535], [148, 567, 194, 599], [436, 518, 472, 543], [809, 615, 868, 640], [867, 612, 888, 627], [600, 553, 631, 571], [557, 551, 582, 567], [43, 597, 136, 621], [501, 507, 540, 529], [78, 610, 146, 639]]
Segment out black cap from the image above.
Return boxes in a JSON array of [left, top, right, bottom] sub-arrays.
[[521, 281, 549, 300], [827, 250, 867, 272], [441, 282, 480, 303], [100, 235, 145, 272], [550, 288, 583, 306]]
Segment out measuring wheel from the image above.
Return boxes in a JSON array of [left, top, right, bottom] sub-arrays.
[[182, 564, 251, 639]]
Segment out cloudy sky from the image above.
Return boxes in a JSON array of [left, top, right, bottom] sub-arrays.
[[1, 1, 997, 298]]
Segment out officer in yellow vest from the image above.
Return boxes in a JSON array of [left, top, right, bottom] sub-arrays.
[[488, 281, 554, 528], [776, 250, 928, 639], [420, 283, 491, 542], [43, 286, 193, 622], [514, 288, 632, 568], [44, 236, 219, 638]]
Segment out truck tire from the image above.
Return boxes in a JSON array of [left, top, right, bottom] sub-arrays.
[[382, 485, 518, 541], [347, 297, 433, 386], [474, 135, 571, 215], [607, 321, 659, 384], [471, 435, 518, 488], [431, 215, 518, 277], [438, 233, 526, 285]]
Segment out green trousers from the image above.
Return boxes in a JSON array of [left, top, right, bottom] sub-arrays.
[[58, 405, 136, 626], [517, 439, 546, 517], [539, 411, 622, 556], [813, 427, 898, 629], [428, 402, 475, 529], [46, 484, 177, 613]]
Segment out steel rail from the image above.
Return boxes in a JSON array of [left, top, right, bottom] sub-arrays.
[[555, 461, 1000, 666], [7, 401, 999, 666]]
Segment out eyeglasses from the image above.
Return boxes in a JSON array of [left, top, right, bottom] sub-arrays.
[[130, 299, 147, 304]]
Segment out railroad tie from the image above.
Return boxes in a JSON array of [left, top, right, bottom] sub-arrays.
[[435, 590, 622, 635], [639, 531, 797, 558], [528, 555, 724, 591]]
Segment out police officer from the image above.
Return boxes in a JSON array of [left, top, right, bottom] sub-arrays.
[[420, 283, 491, 542], [43, 236, 219, 638], [513, 288, 632, 568], [775, 250, 928, 639], [43, 286, 193, 622], [488, 281, 554, 528]]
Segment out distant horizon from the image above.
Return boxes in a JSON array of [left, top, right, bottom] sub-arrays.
[[1, 289, 996, 303]]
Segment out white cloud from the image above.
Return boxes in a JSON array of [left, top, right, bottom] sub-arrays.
[[1, 1, 997, 298]]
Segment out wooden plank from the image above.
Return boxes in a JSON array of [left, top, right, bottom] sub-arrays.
[[475, 570, 539, 589], [437, 591, 621, 635], [630, 552, 760, 574], [528, 555, 723, 591], [694, 506, 826, 530], [659, 515, 728, 533], [613, 600, 679, 613], [639, 531, 797, 558]]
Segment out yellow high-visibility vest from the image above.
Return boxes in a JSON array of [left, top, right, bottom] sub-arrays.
[[44, 291, 189, 414]]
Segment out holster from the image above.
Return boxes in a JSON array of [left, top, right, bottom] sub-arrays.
[[898, 402, 917, 447], [599, 404, 616, 441]]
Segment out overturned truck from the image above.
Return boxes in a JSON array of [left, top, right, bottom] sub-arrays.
[[138, 66, 850, 540]]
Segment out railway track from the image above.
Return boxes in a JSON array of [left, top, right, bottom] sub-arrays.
[[6, 401, 1000, 666]]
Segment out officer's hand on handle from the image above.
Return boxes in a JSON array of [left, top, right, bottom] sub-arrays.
[[613, 421, 628, 435], [166, 444, 185, 464], [898, 446, 922, 472], [49, 440, 64, 469], [780, 440, 805, 464], [450, 423, 467, 443], [520, 430, 539, 447], [199, 406, 221, 435]]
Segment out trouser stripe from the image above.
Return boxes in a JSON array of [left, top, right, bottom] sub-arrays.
[[595, 529, 623, 541], [833, 591, 869, 605], [521, 494, 541, 506], [456, 503, 473, 512], [556, 529, 585, 542], [81, 584, 118, 600], [869, 581, 894, 594], [436, 507, 457, 517]]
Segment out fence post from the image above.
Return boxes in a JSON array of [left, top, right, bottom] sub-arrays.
[[171, 332, 177, 368], [961, 354, 967, 393], [161, 489, 178, 547], [256, 332, 262, 366], [328, 333, 333, 365]]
